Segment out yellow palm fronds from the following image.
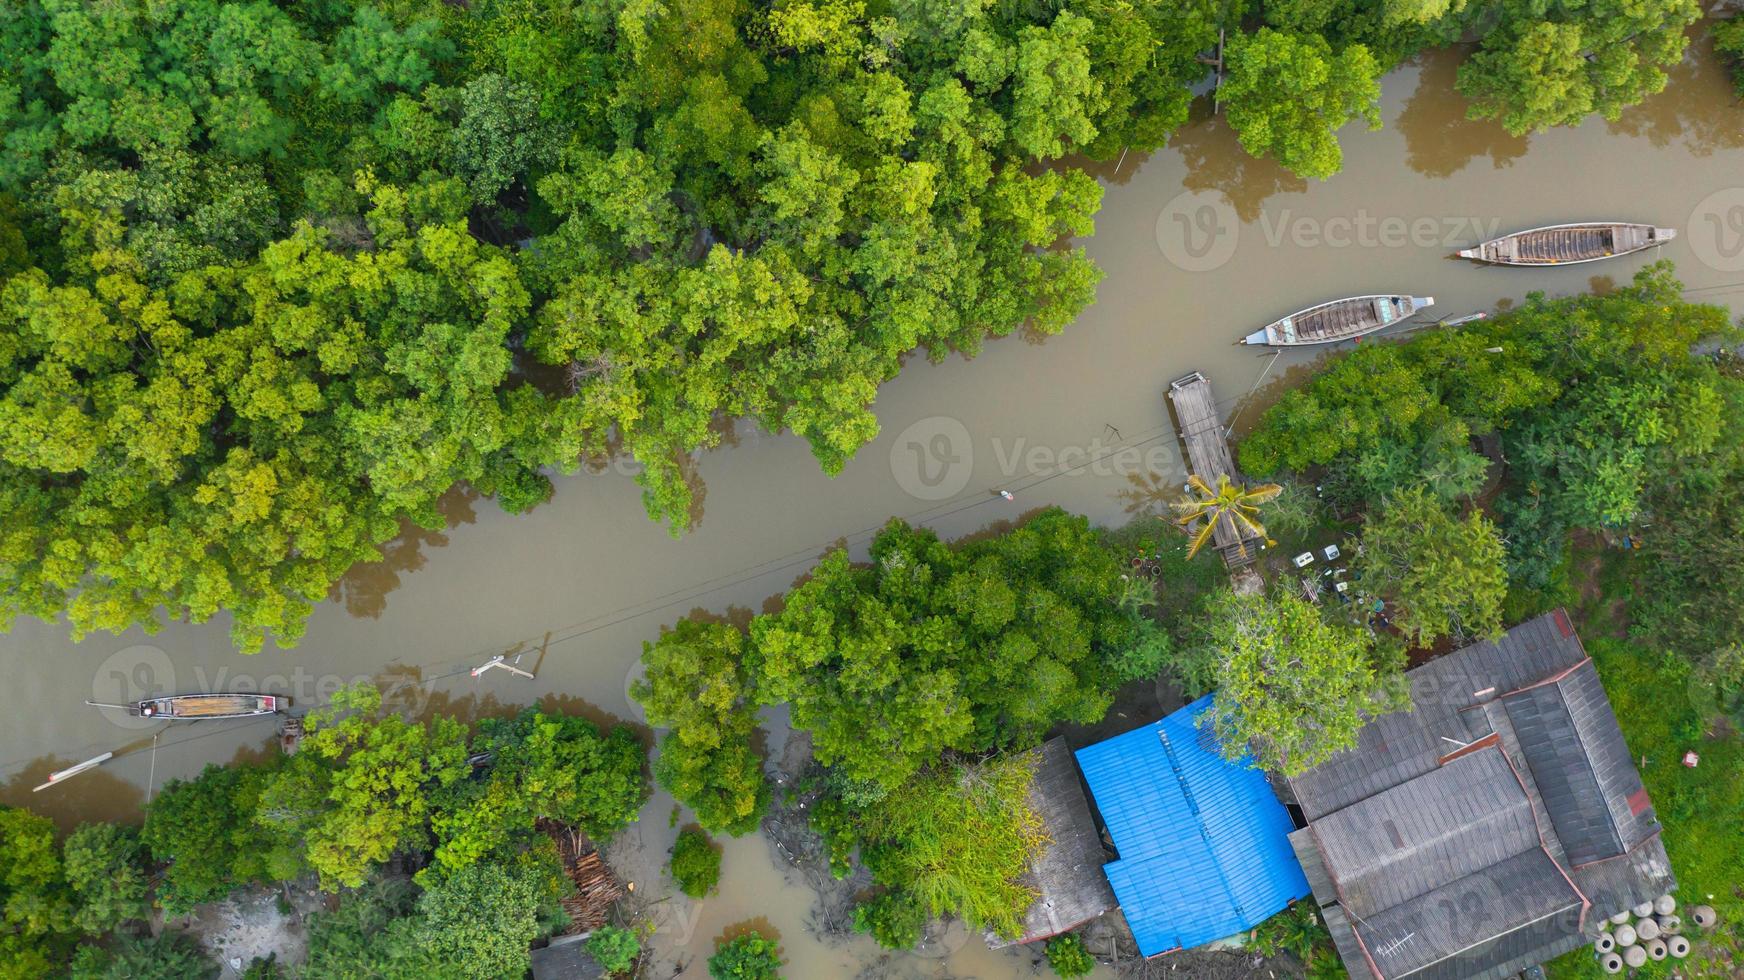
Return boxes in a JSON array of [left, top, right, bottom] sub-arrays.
[[1169, 473, 1282, 560]]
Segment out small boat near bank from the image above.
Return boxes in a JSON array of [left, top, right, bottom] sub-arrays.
[[86, 693, 283, 720], [1241, 294, 1433, 346], [1456, 222, 1674, 265]]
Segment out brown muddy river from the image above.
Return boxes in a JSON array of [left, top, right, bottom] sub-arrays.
[[6, 35, 1744, 979]]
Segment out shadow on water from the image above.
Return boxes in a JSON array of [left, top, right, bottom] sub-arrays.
[[0, 757, 147, 831], [1397, 47, 1530, 179], [1114, 469, 1181, 518], [1608, 21, 1744, 158], [1169, 98, 1308, 222], [328, 485, 482, 619]]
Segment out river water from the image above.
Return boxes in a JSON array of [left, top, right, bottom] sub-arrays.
[[5, 34, 1744, 979]]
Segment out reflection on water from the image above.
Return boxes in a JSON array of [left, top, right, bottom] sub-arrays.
[[1397, 47, 1530, 178], [329, 485, 481, 619], [1169, 101, 1308, 222], [9, 30, 1744, 980], [1609, 21, 1744, 157], [0, 758, 146, 831]]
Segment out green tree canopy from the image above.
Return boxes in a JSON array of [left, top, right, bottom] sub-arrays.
[[1220, 28, 1382, 180], [1456, 0, 1697, 135], [707, 930, 783, 980], [0, 806, 71, 977], [1354, 488, 1508, 646], [851, 753, 1045, 942], [749, 509, 1137, 793], [61, 823, 149, 934], [260, 683, 470, 890], [430, 708, 647, 873], [632, 619, 769, 836], [1192, 589, 1407, 775]]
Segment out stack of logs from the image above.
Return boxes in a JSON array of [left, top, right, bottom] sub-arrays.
[[539, 818, 624, 933]]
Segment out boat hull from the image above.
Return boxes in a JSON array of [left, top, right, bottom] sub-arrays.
[[136, 694, 282, 720], [1457, 222, 1674, 265], [1242, 295, 1434, 346]]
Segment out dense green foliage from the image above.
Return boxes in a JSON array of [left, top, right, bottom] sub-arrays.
[[1221, 28, 1382, 180], [0, 0, 1705, 651], [1353, 487, 1507, 646], [4, 693, 636, 977], [751, 509, 1146, 793], [0, 806, 70, 978], [1045, 932, 1096, 977], [633, 619, 769, 836], [1242, 264, 1733, 592], [1631, 361, 1744, 719], [430, 706, 646, 874], [145, 688, 645, 895], [1182, 588, 1407, 775], [0, 0, 1205, 651], [708, 930, 783, 980], [632, 509, 1149, 945], [141, 762, 298, 914], [411, 858, 567, 979], [583, 924, 642, 976], [634, 508, 1154, 802], [850, 888, 927, 950], [60, 824, 150, 934], [669, 829, 722, 899], [299, 878, 441, 979], [849, 755, 1045, 941], [1717, 15, 1744, 98], [68, 931, 216, 980]]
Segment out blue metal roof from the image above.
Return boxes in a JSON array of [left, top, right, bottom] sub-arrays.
[[1075, 693, 1310, 956]]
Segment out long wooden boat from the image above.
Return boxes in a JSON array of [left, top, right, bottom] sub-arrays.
[[1241, 294, 1433, 346], [1456, 222, 1674, 265], [87, 693, 283, 720]]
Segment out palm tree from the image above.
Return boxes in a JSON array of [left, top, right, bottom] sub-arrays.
[[1170, 473, 1282, 560]]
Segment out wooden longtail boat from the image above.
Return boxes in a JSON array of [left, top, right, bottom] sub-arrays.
[[1241, 294, 1433, 346], [86, 693, 283, 720], [1456, 222, 1674, 265]]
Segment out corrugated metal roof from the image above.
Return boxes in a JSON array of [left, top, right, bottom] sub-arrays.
[[1311, 748, 1539, 919], [1075, 693, 1309, 957], [1286, 613, 1674, 980], [990, 737, 1116, 947]]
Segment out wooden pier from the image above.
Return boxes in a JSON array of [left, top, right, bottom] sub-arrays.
[[1167, 371, 1265, 568]]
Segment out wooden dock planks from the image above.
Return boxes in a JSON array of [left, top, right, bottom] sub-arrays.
[[1168, 371, 1264, 568]]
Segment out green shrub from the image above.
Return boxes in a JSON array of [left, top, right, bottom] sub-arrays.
[[708, 931, 781, 980], [1045, 932, 1096, 977], [669, 830, 722, 899], [584, 925, 641, 976], [852, 890, 926, 950]]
